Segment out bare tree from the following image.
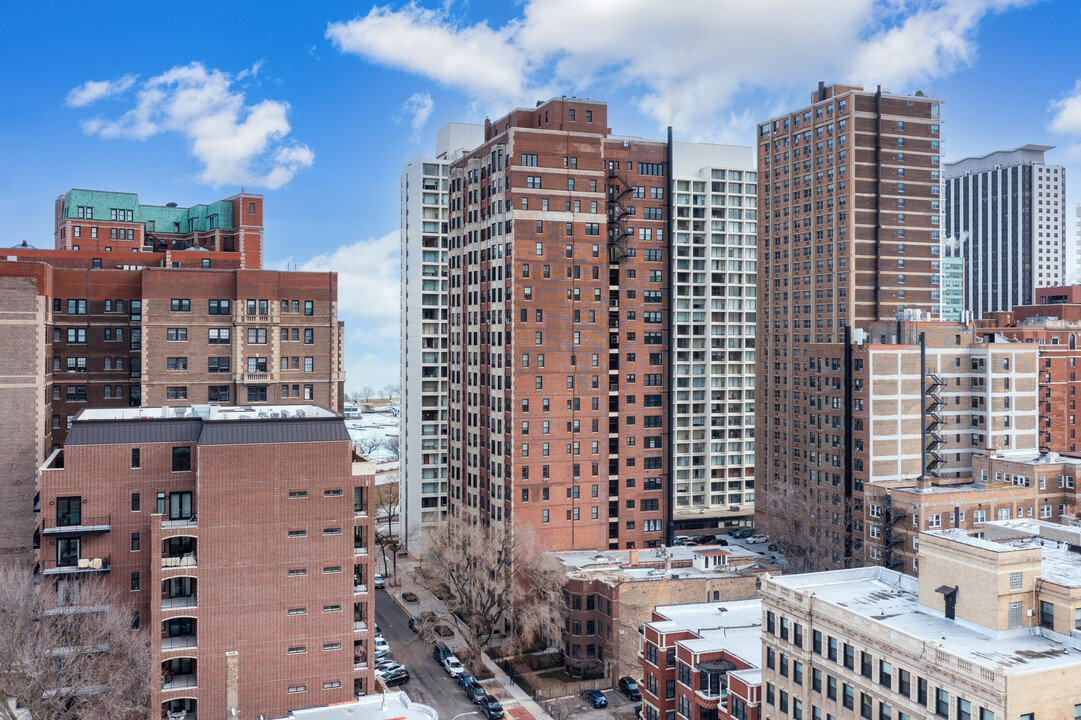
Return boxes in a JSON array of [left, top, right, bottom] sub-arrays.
[[359, 386, 376, 403], [373, 483, 402, 582], [383, 384, 400, 401], [419, 521, 564, 673], [355, 436, 383, 457], [0, 566, 151, 720], [383, 436, 400, 459]]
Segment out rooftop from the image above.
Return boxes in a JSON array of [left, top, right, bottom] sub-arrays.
[[270, 692, 437, 720], [649, 599, 763, 668], [768, 566, 1081, 675], [554, 544, 776, 582], [75, 404, 337, 421]]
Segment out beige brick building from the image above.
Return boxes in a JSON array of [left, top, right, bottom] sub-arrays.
[[760, 527, 1081, 720]]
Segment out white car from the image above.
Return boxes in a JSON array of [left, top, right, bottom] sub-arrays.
[[745, 534, 769, 544], [443, 655, 466, 676], [374, 574, 385, 589], [375, 662, 404, 678], [374, 637, 390, 654]]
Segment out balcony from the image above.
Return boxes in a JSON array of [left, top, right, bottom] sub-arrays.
[[162, 537, 197, 569], [163, 594, 197, 610], [163, 578, 197, 610], [44, 556, 110, 576], [162, 700, 196, 720], [162, 619, 197, 651], [42, 515, 111, 536], [162, 516, 198, 530], [243, 315, 271, 323], [243, 373, 269, 382], [161, 659, 197, 691]]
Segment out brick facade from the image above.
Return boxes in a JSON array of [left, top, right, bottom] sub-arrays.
[[37, 407, 375, 719]]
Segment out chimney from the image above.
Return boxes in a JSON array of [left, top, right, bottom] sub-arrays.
[[818, 81, 826, 101], [484, 117, 492, 140], [917, 475, 932, 492], [664, 553, 672, 574], [628, 548, 639, 566]]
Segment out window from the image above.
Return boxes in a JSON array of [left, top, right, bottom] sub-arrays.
[[208, 385, 230, 402], [131, 571, 140, 590], [935, 689, 949, 718], [166, 328, 188, 342], [287, 686, 306, 694], [288, 646, 307, 654], [131, 492, 140, 511], [172, 447, 191, 472], [322, 682, 341, 690], [170, 299, 191, 312], [131, 448, 141, 469], [304, 328, 314, 344], [166, 386, 188, 400], [1040, 601, 1055, 628], [248, 328, 268, 344], [131, 533, 140, 552], [66, 328, 87, 344], [208, 299, 231, 315], [248, 385, 268, 402], [167, 357, 188, 371], [208, 328, 230, 344], [208, 357, 230, 373]]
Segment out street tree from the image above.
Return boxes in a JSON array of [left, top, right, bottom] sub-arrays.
[[419, 520, 564, 672], [0, 566, 151, 720]]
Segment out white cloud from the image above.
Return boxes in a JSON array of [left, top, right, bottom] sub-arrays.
[[1050, 80, 1081, 136], [65, 74, 137, 107], [326, 4, 529, 102], [328, 0, 1039, 138], [72, 62, 313, 189], [287, 231, 402, 389], [401, 92, 434, 143]]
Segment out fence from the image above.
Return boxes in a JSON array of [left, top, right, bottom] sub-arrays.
[[495, 658, 609, 702]]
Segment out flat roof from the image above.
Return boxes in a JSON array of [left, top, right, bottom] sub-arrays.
[[271, 692, 437, 720], [648, 599, 763, 669], [75, 404, 337, 420], [768, 566, 1081, 674]]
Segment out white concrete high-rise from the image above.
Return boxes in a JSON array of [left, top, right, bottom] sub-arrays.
[[668, 142, 758, 533], [399, 123, 483, 552], [944, 144, 1066, 318]]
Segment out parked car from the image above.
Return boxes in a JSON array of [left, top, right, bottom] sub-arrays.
[[374, 574, 385, 589], [456, 671, 477, 689], [694, 534, 717, 545], [374, 650, 393, 664], [706, 538, 729, 546], [730, 528, 755, 539], [467, 683, 489, 703], [746, 534, 769, 544], [581, 690, 609, 708], [408, 616, 419, 632], [374, 662, 404, 678], [618, 676, 642, 701], [478, 695, 505, 719], [432, 642, 452, 663], [443, 655, 466, 676], [383, 668, 410, 687], [374, 637, 390, 654], [673, 535, 692, 545]]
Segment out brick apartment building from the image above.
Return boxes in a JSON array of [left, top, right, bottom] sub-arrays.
[[865, 450, 1081, 576], [760, 525, 1081, 720], [54, 189, 264, 269], [752, 84, 1037, 571], [443, 97, 758, 552], [0, 190, 344, 565], [982, 286, 1081, 452], [556, 546, 767, 679], [639, 599, 763, 720], [37, 405, 376, 719]]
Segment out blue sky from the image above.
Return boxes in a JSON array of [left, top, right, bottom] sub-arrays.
[[2, 1, 1080, 390]]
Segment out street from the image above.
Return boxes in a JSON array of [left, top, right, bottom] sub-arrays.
[[374, 587, 479, 719]]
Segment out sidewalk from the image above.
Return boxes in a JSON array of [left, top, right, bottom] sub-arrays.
[[386, 555, 553, 720]]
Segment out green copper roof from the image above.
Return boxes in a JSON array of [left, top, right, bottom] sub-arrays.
[[62, 189, 235, 233]]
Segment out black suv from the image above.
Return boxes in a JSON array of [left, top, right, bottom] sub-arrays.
[[478, 695, 504, 719], [432, 642, 452, 663], [619, 676, 642, 701]]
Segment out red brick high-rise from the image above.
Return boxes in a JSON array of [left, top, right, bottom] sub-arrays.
[[755, 84, 945, 569], [37, 405, 376, 719], [447, 98, 671, 550]]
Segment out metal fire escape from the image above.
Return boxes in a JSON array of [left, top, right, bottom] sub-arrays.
[[877, 494, 906, 569], [606, 165, 633, 264], [925, 371, 946, 478]]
